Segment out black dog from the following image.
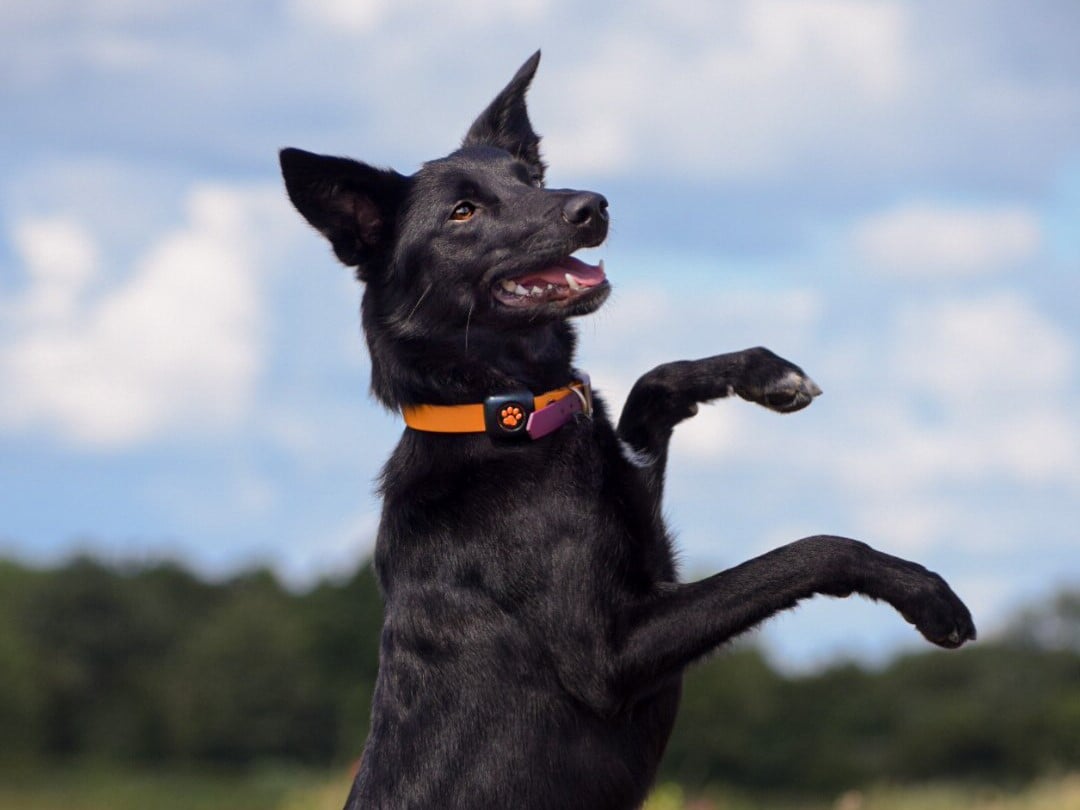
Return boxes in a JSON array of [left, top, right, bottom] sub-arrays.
[[280, 52, 975, 810]]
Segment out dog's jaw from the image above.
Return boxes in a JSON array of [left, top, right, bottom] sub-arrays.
[[490, 255, 610, 316]]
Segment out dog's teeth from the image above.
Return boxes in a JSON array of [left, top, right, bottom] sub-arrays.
[[565, 273, 583, 292], [531, 286, 544, 295], [514, 284, 529, 296], [599, 259, 605, 273], [501, 279, 517, 292]]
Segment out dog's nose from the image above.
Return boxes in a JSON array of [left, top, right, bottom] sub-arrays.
[[562, 193, 609, 227]]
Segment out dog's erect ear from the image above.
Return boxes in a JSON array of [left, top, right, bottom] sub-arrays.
[[279, 147, 409, 281], [462, 50, 546, 183]]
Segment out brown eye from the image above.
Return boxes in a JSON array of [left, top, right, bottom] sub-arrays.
[[450, 202, 476, 221]]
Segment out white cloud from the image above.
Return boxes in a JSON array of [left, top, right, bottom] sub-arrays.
[[0, 0, 181, 25], [543, 0, 912, 178], [286, 0, 547, 37], [287, 0, 392, 33], [825, 292, 1079, 497], [672, 406, 747, 462], [589, 281, 823, 354], [4, 0, 1076, 196], [9, 218, 98, 322], [0, 184, 288, 449], [853, 495, 956, 555], [740, 0, 909, 97], [853, 203, 1042, 277], [893, 291, 1072, 406]]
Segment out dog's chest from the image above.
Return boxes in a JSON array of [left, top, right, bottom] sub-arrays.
[[375, 416, 669, 606]]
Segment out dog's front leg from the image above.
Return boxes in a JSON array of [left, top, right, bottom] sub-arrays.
[[616, 348, 821, 498], [610, 535, 975, 708]]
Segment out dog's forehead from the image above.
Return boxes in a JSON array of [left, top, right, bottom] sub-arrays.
[[418, 146, 530, 189]]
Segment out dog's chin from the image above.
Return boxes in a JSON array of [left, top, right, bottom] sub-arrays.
[[490, 256, 610, 317]]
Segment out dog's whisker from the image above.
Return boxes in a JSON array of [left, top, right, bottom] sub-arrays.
[[404, 282, 433, 326], [465, 301, 474, 354]]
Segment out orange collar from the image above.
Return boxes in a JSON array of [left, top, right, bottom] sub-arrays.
[[402, 376, 592, 441]]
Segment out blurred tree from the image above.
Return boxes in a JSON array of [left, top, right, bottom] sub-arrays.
[[0, 560, 44, 760], [162, 569, 336, 764], [21, 557, 169, 760], [2, 552, 1078, 798], [298, 562, 383, 760], [884, 644, 1080, 781], [1005, 591, 1080, 652], [658, 589, 1080, 795], [660, 646, 784, 790]]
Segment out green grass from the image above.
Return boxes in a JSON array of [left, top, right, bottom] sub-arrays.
[[3, 768, 1079, 810], [826, 776, 1080, 810], [0, 766, 349, 810], [643, 776, 1080, 810]]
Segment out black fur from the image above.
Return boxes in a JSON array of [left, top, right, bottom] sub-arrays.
[[279, 52, 976, 810]]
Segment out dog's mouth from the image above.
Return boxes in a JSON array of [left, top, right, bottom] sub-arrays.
[[491, 256, 608, 309]]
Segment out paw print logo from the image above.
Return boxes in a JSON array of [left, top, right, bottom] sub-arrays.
[[499, 404, 525, 430]]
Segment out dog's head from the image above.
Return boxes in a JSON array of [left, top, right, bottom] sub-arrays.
[[279, 52, 610, 339]]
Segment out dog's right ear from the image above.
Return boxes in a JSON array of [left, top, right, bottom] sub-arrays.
[[279, 147, 409, 281]]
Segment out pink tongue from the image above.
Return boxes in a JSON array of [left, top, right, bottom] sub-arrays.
[[517, 256, 606, 288]]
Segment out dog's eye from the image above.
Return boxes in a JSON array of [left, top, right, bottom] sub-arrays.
[[450, 202, 476, 222]]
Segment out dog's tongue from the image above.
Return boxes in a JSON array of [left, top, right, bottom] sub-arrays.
[[517, 256, 606, 288]]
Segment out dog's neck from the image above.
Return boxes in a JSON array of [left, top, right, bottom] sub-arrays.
[[364, 315, 580, 410]]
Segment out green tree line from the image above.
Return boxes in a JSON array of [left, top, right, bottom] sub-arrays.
[[1, 555, 1078, 793]]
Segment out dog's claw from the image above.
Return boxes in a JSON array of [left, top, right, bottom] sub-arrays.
[[915, 595, 976, 650], [934, 624, 975, 650]]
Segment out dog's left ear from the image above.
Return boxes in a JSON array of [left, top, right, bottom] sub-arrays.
[[462, 50, 546, 184]]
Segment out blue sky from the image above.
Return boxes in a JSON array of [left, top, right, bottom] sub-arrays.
[[1, 0, 1078, 670]]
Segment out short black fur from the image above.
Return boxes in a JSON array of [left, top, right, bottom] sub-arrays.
[[279, 52, 976, 810]]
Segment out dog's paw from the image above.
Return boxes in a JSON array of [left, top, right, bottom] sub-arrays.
[[896, 572, 978, 650], [759, 370, 824, 413], [735, 348, 823, 414]]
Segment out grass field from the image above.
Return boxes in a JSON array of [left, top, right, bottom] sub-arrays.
[[0, 767, 343, 810], [643, 777, 1080, 810], [2, 769, 1078, 810]]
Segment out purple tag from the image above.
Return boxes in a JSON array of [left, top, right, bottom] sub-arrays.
[[526, 393, 584, 439]]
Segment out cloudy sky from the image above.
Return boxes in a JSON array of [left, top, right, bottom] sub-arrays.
[[1, 0, 1078, 670]]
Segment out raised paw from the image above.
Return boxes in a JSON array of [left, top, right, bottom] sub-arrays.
[[735, 347, 823, 414], [897, 572, 978, 650]]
